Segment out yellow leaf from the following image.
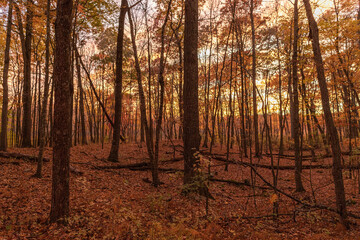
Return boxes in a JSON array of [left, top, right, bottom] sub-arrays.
[[270, 194, 278, 204]]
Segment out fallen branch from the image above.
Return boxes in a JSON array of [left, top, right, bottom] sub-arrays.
[[210, 178, 270, 190], [95, 162, 149, 170], [129, 167, 183, 172], [211, 155, 359, 170], [0, 160, 21, 166], [95, 157, 183, 170], [76, 47, 125, 142], [237, 160, 360, 220], [0, 151, 50, 163]]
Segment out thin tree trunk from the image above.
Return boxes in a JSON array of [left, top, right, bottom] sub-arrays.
[[303, 0, 348, 227], [75, 47, 87, 145], [108, 0, 127, 162], [250, 0, 259, 157], [34, 0, 51, 178], [153, 0, 172, 187], [128, 2, 156, 182], [0, 0, 13, 151], [21, 0, 34, 147], [292, 0, 305, 192]]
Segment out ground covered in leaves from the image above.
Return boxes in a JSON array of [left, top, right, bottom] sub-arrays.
[[1, 140, 360, 239]]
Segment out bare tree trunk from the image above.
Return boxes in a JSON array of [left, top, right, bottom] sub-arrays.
[[183, 0, 200, 184], [49, 80, 54, 147], [34, 0, 51, 178], [292, 0, 305, 192], [234, 22, 248, 157], [21, 0, 34, 147], [0, 0, 13, 151], [128, 2, 156, 184], [303, 0, 348, 227], [275, 4, 284, 156], [226, 8, 235, 170], [75, 46, 87, 145], [108, 0, 127, 162], [153, 0, 172, 186], [50, 0, 73, 223], [250, 0, 259, 157], [202, 2, 213, 148]]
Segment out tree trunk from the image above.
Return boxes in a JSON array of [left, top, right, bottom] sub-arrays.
[[292, 0, 305, 192], [303, 0, 348, 227], [50, 0, 73, 223], [183, 0, 200, 184], [250, 0, 259, 157], [128, 2, 156, 183], [75, 46, 87, 145], [0, 0, 13, 151], [21, 0, 34, 147], [34, 0, 51, 178], [108, 0, 127, 162], [152, 0, 173, 186]]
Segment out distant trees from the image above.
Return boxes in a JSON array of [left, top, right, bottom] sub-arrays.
[[50, 0, 73, 223], [0, 0, 360, 227]]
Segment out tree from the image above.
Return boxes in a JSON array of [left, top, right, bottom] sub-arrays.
[[107, 0, 127, 162], [0, 0, 13, 151], [34, 0, 51, 178], [50, 0, 73, 223], [250, 0, 260, 157], [183, 0, 200, 184], [22, 0, 34, 147], [303, 0, 348, 227], [154, 0, 173, 186], [292, 0, 305, 192], [75, 47, 87, 145]]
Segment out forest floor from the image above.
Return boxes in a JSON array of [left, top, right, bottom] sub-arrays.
[[1, 140, 360, 239]]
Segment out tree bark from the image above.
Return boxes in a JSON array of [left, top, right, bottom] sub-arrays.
[[0, 0, 13, 151], [292, 0, 305, 192], [108, 0, 127, 162], [75, 46, 87, 145], [34, 0, 51, 178], [153, 0, 173, 187], [303, 0, 348, 227], [128, 2, 156, 184], [183, 0, 200, 184], [250, 0, 260, 157], [50, 0, 73, 223], [21, 0, 34, 147]]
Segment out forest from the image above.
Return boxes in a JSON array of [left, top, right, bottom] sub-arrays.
[[1, 0, 360, 239]]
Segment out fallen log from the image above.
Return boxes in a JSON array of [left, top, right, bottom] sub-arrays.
[[239, 160, 360, 221], [96, 162, 149, 170], [264, 153, 315, 161], [0, 152, 50, 163], [210, 178, 270, 190], [211, 155, 359, 170], [0, 160, 21, 166], [95, 157, 183, 170], [129, 167, 183, 172]]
